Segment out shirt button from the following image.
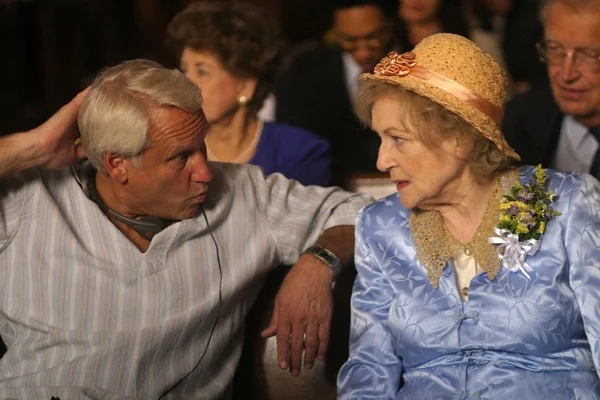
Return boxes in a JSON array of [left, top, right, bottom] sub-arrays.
[[464, 247, 472, 256], [461, 287, 469, 297]]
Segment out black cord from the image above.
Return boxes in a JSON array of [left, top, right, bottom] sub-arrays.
[[196, 204, 224, 363], [160, 204, 223, 397]]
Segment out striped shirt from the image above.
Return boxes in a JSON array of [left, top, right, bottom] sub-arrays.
[[0, 162, 372, 399]]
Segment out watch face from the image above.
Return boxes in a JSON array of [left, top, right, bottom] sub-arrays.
[[308, 246, 341, 273]]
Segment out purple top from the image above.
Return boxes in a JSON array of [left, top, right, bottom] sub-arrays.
[[249, 122, 331, 186]]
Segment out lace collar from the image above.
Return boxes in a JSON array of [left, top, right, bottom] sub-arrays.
[[409, 168, 519, 288]]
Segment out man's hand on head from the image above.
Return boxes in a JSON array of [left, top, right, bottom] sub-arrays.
[[0, 88, 90, 179], [36, 87, 90, 169]]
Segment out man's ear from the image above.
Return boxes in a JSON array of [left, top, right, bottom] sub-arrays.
[[103, 152, 130, 184]]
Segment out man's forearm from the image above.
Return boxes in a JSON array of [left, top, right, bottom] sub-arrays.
[[0, 88, 88, 179], [0, 131, 46, 178], [314, 225, 355, 266]]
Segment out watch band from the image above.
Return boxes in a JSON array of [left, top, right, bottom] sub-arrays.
[[302, 245, 342, 277]]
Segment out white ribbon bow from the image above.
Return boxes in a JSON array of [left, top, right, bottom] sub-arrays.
[[488, 227, 540, 279]]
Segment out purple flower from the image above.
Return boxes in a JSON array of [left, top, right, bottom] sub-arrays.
[[522, 213, 535, 228], [507, 204, 519, 216], [518, 191, 534, 201]]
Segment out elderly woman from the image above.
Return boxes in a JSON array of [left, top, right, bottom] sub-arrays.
[[337, 33, 600, 399], [166, 2, 331, 186]]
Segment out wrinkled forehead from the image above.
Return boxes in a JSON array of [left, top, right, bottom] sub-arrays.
[[146, 106, 208, 147], [334, 5, 389, 37]]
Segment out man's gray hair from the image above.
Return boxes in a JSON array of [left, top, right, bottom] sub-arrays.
[[78, 59, 202, 173], [540, 0, 600, 24]]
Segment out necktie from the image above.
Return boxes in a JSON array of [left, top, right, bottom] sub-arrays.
[[589, 127, 600, 180]]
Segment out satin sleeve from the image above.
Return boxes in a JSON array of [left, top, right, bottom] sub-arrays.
[[337, 209, 402, 399], [567, 174, 600, 377]]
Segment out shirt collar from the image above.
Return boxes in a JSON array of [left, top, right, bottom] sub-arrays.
[[342, 52, 362, 101]]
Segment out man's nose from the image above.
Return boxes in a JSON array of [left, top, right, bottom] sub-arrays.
[[190, 152, 212, 183], [560, 53, 581, 81]]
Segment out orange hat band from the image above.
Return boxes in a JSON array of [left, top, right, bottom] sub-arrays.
[[374, 51, 504, 125]]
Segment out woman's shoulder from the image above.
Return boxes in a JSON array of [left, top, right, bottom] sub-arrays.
[[519, 165, 598, 193], [261, 122, 328, 148], [358, 192, 411, 232], [258, 122, 329, 165], [518, 165, 600, 214]]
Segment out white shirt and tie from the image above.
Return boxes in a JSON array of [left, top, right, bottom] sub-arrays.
[[554, 115, 600, 175]]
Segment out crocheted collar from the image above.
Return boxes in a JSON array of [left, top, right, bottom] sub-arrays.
[[409, 168, 519, 288]]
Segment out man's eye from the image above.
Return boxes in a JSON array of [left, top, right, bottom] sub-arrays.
[[580, 50, 600, 60], [547, 45, 563, 53], [173, 153, 189, 163]]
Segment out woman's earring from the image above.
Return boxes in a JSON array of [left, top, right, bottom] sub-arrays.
[[237, 95, 248, 106]]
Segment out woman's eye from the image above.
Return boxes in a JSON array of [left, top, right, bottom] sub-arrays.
[[392, 136, 404, 145]]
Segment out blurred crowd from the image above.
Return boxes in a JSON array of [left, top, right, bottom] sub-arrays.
[[2, 0, 547, 186]]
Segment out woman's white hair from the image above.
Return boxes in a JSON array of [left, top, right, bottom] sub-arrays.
[[78, 59, 202, 173]]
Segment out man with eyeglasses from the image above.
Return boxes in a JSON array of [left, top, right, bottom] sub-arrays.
[[275, 0, 397, 184], [502, 0, 600, 180]]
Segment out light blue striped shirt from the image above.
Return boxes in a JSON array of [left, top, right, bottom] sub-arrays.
[[0, 162, 371, 399]]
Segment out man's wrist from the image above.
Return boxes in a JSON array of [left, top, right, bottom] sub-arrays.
[[301, 245, 342, 279]]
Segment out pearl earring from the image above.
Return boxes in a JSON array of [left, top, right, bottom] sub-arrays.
[[237, 95, 248, 105]]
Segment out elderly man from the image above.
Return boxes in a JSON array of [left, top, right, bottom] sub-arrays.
[[502, 0, 600, 179], [0, 60, 371, 399], [275, 0, 397, 181]]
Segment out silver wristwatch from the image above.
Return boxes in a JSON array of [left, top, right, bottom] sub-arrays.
[[302, 245, 342, 277]]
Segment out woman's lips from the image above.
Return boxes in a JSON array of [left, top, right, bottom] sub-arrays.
[[394, 180, 410, 190]]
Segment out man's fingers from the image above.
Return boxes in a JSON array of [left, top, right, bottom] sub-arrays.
[[261, 302, 278, 339], [48, 88, 89, 132], [289, 323, 306, 376], [303, 322, 319, 369], [317, 320, 331, 360], [260, 324, 277, 339], [275, 317, 291, 370]]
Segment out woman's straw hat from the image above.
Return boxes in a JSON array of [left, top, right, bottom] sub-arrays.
[[362, 33, 520, 161]]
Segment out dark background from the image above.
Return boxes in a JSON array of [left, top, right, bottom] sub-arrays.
[[0, 0, 332, 134]]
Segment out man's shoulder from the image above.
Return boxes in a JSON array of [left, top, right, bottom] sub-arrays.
[[1, 167, 74, 196], [208, 161, 264, 181], [207, 162, 267, 195], [502, 85, 564, 163], [505, 85, 561, 120]]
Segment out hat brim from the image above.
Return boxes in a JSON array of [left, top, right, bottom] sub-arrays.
[[363, 73, 521, 161]]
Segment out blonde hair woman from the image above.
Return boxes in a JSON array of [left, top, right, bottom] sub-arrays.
[[338, 34, 600, 399]]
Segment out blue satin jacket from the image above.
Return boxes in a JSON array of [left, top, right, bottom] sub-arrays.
[[338, 167, 600, 399]]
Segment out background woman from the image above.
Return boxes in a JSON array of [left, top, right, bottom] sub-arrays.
[[166, 1, 331, 186], [338, 34, 600, 398]]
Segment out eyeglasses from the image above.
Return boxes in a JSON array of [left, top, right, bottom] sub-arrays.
[[536, 40, 600, 72], [334, 27, 391, 52]]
